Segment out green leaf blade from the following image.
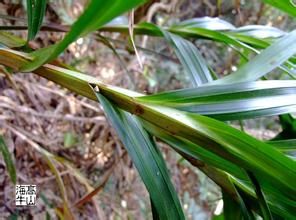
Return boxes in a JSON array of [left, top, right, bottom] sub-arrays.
[[0, 135, 17, 184], [162, 31, 214, 86], [213, 30, 296, 84], [26, 0, 47, 41], [22, 0, 146, 71], [94, 91, 185, 220], [175, 17, 235, 31], [262, 0, 296, 17], [138, 80, 296, 120]]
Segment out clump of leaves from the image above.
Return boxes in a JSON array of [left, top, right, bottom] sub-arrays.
[[0, 0, 295, 219]]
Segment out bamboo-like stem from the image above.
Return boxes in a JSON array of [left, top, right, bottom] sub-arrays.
[[0, 45, 294, 218]]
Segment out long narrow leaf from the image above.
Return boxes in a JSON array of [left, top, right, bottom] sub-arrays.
[[162, 31, 213, 86], [44, 156, 74, 219], [153, 124, 295, 218], [262, 0, 296, 17], [21, 0, 146, 71], [0, 135, 16, 184], [139, 23, 214, 86], [138, 80, 296, 120], [212, 30, 296, 84], [26, 0, 47, 41], [0, 31, 26, 48], [231, 25, 286, 39], [94, 91, 185, 220], [267, 139, 296, 153], [175, 17, 235, 30]]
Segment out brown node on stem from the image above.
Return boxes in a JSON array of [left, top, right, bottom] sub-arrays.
[[134, 104, 144, 115]]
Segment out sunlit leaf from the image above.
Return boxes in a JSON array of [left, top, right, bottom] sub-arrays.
[[213, 30, 296, 84], [138, 80, 296, 120], [232, 25, 286, 39], [175, 17, 235, 30]]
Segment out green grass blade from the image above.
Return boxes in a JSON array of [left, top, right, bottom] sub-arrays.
[[230, 25, 285, 39], [94, 91, 185, 220], [0, 16, 288, 49], [168, 18, 296, 77], [0, 135, 16, 184], [175, 17, 235, 30], [262, 0, 296, 17], [43, 155, 74, 219], [162, 31, 213, 86], [213, 30, 296, 84], [169, 26, 254, 53], [26, 0, 33, 37], [0, 31, 26, 48], [137, 23, 214, 86], [137, 80, 296, 120], [169, 17, 255, 53], [247, 171, 273, 220], [100, 22, 296, 72], [26, 0, 47, 41], [267, 139, 296, 153], [21, 0, 146, 71], [107, 21, 255, 55]]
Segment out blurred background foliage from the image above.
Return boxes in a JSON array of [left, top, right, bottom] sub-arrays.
[[0, 0, 295, 219]]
